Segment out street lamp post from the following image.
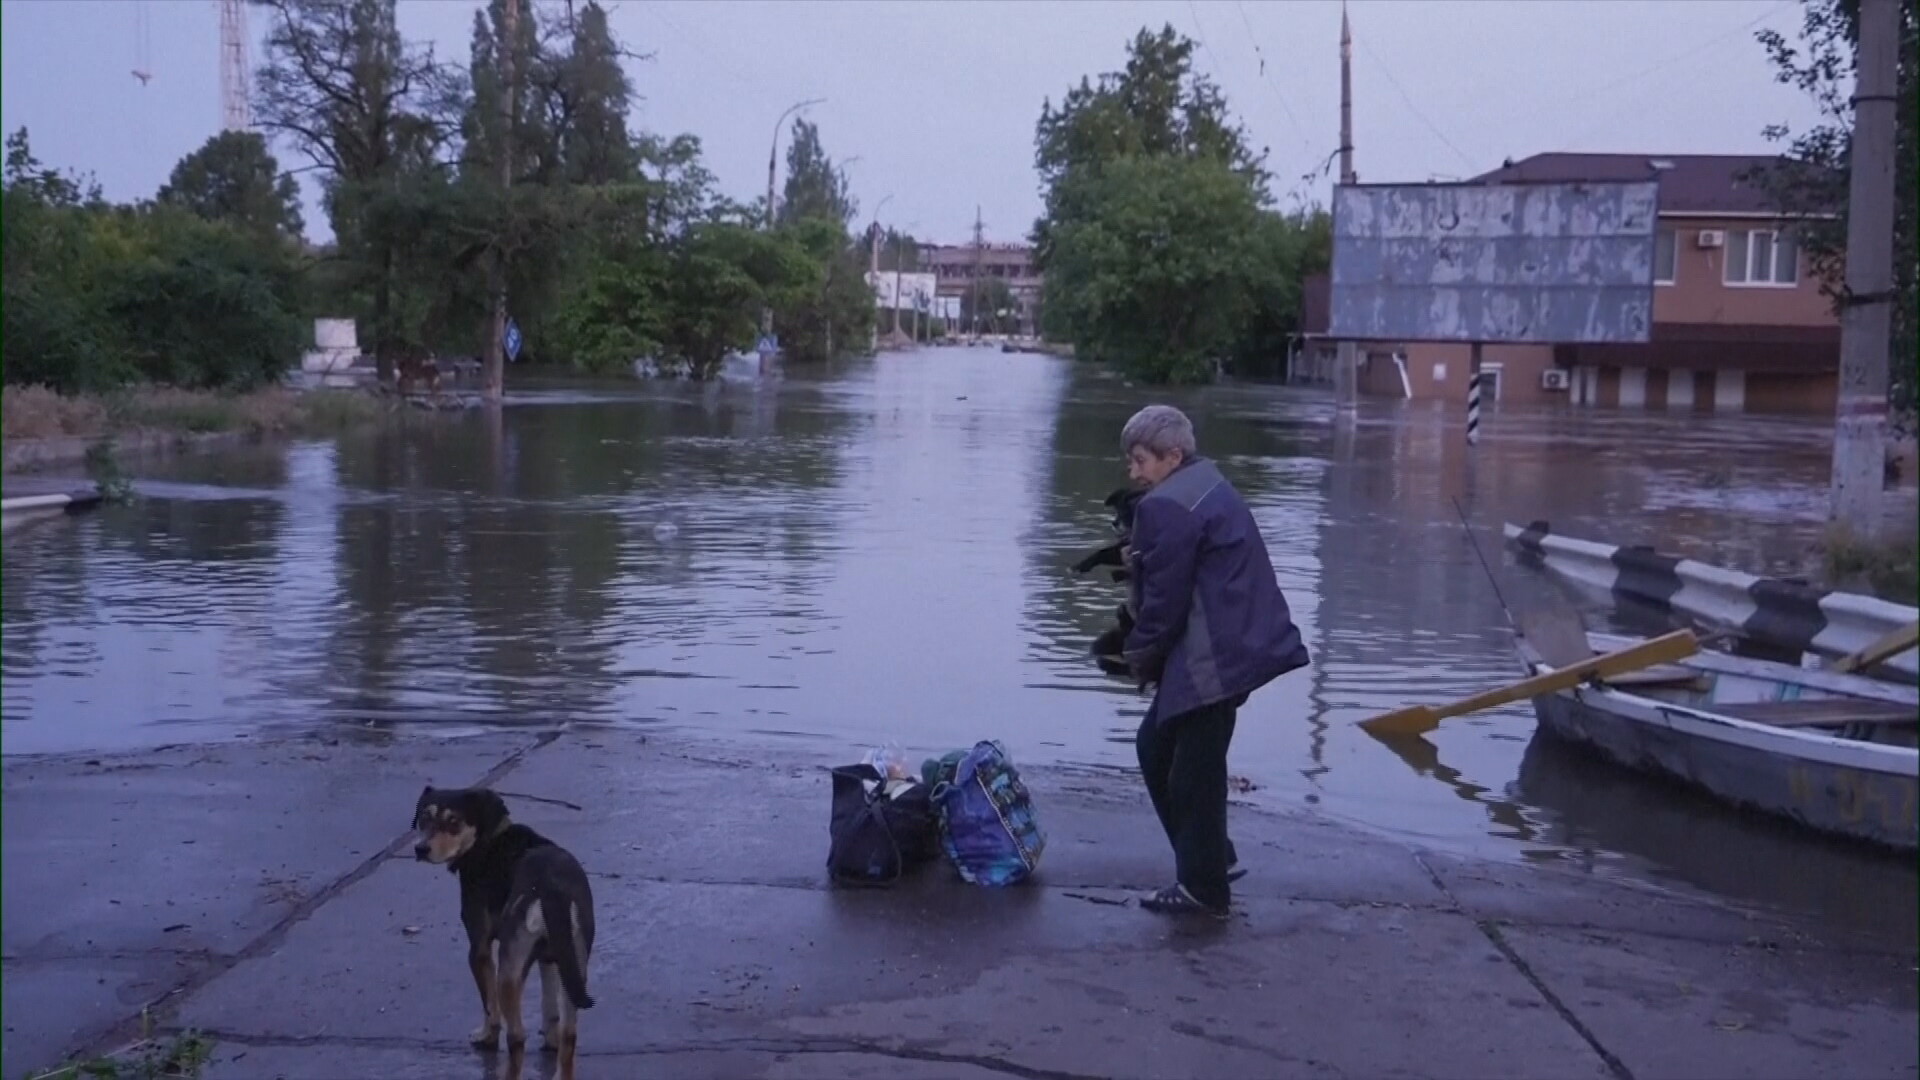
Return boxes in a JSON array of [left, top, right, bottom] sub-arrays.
[[868, 194, 893, 352], [761, 97, 825, 351], [891, 220, 918, 342]]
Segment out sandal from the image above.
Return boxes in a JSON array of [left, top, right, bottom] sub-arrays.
[[1140, 884, 1229, 920]]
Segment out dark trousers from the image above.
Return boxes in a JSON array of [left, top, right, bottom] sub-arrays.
[[1135, 696, 1240, 909]]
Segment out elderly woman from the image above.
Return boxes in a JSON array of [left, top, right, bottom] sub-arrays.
[[1119, 405, 1310, 918]]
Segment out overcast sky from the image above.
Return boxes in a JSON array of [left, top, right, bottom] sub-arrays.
[[1, 0, 1824, 245]]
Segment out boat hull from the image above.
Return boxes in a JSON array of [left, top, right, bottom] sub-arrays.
[[1531, 686, 1918, 852]]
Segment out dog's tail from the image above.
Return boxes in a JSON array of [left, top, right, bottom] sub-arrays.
[[539, 891, 595, 1010]]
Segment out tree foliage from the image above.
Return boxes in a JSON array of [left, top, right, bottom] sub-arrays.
[[960, 276, 1018, 336], [3, 130, 305, 393], [8, 0, 877, 398], [1045, 155, 1265, 382], [1031, 24, 1325, 383], [1755, 0, 1919, 426], [253, 0, 458, 379], [157, 131, 304, 239], [779, 118, 855, 228]]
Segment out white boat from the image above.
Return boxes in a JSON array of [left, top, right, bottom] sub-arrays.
[[1, 485, 104, 532], [1516, 629, 1919, 852]]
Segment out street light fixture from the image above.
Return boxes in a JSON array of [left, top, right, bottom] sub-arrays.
[[764, 97, 825, 233], [760, 97, 825, 356]]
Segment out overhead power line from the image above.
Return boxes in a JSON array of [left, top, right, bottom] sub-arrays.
[[1352, 29, 1478, 174]]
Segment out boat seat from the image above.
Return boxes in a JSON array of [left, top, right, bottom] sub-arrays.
[[1713, 700, 1918, 728]]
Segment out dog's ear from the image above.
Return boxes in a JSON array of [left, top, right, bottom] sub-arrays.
[[413, 785, 436, 825], [471, 789, 510, 835]]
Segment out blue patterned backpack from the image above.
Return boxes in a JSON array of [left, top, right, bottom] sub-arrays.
[[930, 741, 1046, 887]]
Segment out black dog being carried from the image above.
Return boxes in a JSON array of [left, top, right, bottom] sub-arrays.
[[412, 786, 596, 1080], [1073, 486, 1147, 679]]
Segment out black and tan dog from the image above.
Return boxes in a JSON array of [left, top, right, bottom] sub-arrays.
[[1070, 485, 1146, 582], [1074, 486, 1148, 681], [412, 786, 596, 1078]]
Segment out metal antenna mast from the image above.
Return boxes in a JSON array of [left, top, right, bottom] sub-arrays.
[[219, 0, 252, 131]]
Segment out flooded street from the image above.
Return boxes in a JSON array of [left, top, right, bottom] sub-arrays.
[[4, 347, 1912, 936]]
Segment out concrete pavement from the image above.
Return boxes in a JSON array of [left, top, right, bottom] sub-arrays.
[[4, 729, 1914, 1080]]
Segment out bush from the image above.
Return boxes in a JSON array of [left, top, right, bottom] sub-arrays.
[[108, 212, 306, 389], [2, 384, 385, 444], [0, 383, 109, 440], [1822, 524, 1920, 605], [4, 135, 305, 395]]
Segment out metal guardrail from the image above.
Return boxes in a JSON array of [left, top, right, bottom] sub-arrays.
[[1504, 521, 1918, 680]]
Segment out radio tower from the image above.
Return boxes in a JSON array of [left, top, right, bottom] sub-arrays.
[[219, 0, 252, 131]]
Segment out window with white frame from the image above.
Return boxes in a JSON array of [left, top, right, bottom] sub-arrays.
[[1654, 228, 1677, 284], [1724, 229, 1799, 286]]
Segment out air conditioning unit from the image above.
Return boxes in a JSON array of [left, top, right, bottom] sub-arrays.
[[1541, 369, 1571, 391], [1696, 230, 1726, 249]]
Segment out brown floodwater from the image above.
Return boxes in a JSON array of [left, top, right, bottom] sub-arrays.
[[4, 348, 1912, 939]]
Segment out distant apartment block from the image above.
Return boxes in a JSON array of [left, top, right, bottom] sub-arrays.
[[920, 242, 1043, 331], [1298, 154, 1840, 414]]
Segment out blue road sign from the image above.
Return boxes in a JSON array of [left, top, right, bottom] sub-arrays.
[[504, 318, 523, 363]]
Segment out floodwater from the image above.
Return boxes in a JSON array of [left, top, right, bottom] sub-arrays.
[[4, 348, 1913, 937]]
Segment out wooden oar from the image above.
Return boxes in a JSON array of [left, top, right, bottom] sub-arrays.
[[1828, 620, 1920, 675], [1358, 629, 1701, 739]]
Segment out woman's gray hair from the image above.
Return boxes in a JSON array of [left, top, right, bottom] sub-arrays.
[[1121, 405, 1197, 459]]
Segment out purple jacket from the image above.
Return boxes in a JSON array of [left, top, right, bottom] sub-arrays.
[[1122, 457, 1310, 721]]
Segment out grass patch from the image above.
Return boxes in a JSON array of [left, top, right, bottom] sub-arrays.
[[1820, 523, 1920, 605], [25, 1030, 215, 1080], [0, 385, 110, 441], [3, 384, 386, 444]]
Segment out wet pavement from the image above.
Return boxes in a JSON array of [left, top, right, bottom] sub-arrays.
[[3, 350, 1917, 1074], [4, 729, 1915, 1080]]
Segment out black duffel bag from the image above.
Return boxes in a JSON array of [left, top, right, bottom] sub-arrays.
[[826, 764, 938, 886]]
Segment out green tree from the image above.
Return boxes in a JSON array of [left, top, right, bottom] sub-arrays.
[[1233, 208, 1331, 377], [661, 226, 776, 377], [872, 227, 919, 272], [766, 117, 867, 361], [1755, 0, 1919, 427], [462, 0, 549, 183], [554, 1, 639, 186], [1033, 25, 1267, 268], [960, 276, 1017, 335], [775, 217, 872, 362], [157, 130, 304, 238], [254, 0, 458, 380], [635, 133, 725, 237], [107, 209, 307, 388], [3, 127, 100, 209], [1031, 25, 1307, 382], [548, 244, 668, 374], [3, 130, 305, 392], [778, 118, 855, 228], [1044, 154, 1265, 383]]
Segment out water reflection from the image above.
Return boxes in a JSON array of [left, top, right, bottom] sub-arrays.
[[2, 351, 1910, 932], [1515, 731, 1919, 950]]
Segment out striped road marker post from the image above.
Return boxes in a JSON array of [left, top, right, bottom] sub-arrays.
[[1466, 342, 1483, 446]]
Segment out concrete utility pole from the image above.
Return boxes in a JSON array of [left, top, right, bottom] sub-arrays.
[[1333, 1, 1359, 419], [1830, 0, 1899, 534], [971, 207, 985, 342], [867, 195, 892, 352], [892, 234, 905, 337], [483, 0, 519, 403]]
